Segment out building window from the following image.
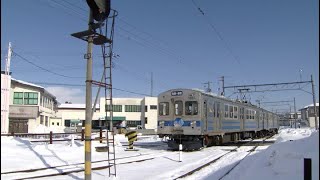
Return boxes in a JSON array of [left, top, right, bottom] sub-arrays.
[[145, 106, 148, 112], [106, 105, 122, 112], [52, 122, 54, 125], [13, 92, 23, 104], [24, 92, 38, 105], [65, 120, 71, 127], [57, 122, 59, 126], [126, 120, 141, 127], [150, 105, 157, 110], [145, 117, 148, 124], [40, 115, 44, 124], [125, 105, 141, 112], [45, 116, 48, 126], [40, 95, 43, 106]]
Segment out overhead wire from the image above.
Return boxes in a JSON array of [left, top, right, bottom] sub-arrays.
[[30, 82, 151, 97], [12, 51, 85, 79], [191, 0, 240, 64]]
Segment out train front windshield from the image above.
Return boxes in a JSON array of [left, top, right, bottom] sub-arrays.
[[159, 102, 169, 116], [159, 101, 199, 116]]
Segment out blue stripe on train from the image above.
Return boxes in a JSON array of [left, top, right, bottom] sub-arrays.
[[161, 120, 201, 127], [221, 126, 240, 130]]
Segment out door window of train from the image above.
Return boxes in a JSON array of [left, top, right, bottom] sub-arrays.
[[245, 109, 249, 119], [185, 101, 198, 115], [213, 102, 216, 117], [159, 102, 169, 116], [229, 105, 234, 118], [234, 106, 238, 118], [217, 102, 221, 118], [174, 101, 183, 116], [224, 105, 229, 118]]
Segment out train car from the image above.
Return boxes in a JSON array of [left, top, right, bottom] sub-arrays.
[[157, 88, 279, 150]]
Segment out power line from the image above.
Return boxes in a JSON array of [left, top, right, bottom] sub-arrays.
[[191, 0, 240, 64], [13, 51, 85, 79], [30, 82, 151, 96]]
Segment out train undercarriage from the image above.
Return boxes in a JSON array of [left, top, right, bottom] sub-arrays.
[[162, 129, 278, 151]]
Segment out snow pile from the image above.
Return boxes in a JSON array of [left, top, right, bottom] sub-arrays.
[[222, 128, 319, 180]]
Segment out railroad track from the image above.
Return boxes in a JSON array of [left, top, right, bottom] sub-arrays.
[[174, 135, 275, 180], [1, 151, 173, 180]]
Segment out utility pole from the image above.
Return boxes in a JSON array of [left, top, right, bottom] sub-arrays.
[[151, 72, 153, 97], [221, 76, 225, 96], [293, 98, 297, 129], [311, 75, 318, 130], [256, 100, 261, 108], [71, 1, 113, 179], [5, 42, 12, 75], [84, 12, 94, 180], [1, 42, 12, 134]]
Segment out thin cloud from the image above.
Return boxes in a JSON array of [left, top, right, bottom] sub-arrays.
[[46, 86, 84, 104]]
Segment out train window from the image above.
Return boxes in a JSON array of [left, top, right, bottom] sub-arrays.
[[224, 105, 229, 118], [159, 102, 169, 116], [175, 101, 183, 116], [234, 106, 238, 119], [185, 101, 198, 115]]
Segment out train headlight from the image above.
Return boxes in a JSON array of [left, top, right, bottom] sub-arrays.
[[159, 121, 165, 126]]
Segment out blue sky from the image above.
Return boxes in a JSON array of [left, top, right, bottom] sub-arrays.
[[1, 0, 319, 111]]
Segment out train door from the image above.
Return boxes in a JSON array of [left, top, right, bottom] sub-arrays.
[[240, 107, 244, 130], [173, 100, 183, 119], [216, 102, 221, 131], [203, 100, 208, 131]]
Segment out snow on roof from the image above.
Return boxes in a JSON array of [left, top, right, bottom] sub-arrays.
[[303, 102, 319, 109], [11, 77, 44, 89], [59, 103, 100, 109], [11, 77, 56, 100]]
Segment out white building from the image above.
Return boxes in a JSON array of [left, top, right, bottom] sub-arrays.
[[300, 103, 319, 128], [56, 97, 158, 131], [2, 77, 58, 133]]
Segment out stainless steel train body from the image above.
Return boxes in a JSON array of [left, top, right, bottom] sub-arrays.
[[157, 89, 279, 150]]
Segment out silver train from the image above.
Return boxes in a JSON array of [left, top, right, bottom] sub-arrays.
[[157, 89, 279, 150]]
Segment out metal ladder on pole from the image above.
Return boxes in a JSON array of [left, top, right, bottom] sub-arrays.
[[104, 9, 117, 177], [106, 131, 116, 176]]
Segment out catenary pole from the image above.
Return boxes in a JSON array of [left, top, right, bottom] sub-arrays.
[[311, 75, 318, 130]]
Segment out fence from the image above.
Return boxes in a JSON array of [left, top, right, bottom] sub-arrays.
[[1, 129, 107, 144]]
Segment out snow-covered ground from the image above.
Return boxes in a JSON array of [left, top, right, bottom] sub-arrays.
[[1, 127, 318, 180]]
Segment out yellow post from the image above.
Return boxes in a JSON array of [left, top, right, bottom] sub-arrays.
[[125, 131, 137, 150]]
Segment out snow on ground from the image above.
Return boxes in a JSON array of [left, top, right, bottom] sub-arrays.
[[1, 127, 319, 180]]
